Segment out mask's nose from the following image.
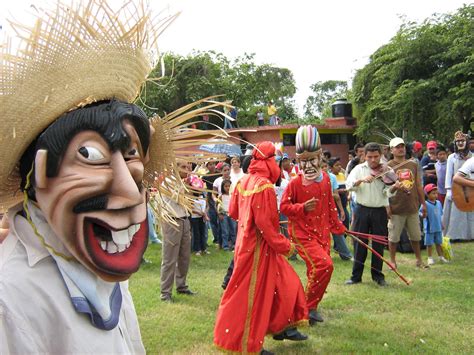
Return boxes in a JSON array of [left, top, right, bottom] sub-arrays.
[[107, 152, 144, 209]]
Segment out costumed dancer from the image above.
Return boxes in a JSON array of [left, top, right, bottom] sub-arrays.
[[0, 1, 228, 352], [443, 131, 474, 240], [214, 142, 308, 354], [280, 126, 346, 325]]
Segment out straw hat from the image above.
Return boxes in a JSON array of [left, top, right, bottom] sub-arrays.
[[0, 0, 230, 218]]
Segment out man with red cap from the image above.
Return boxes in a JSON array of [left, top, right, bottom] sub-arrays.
[[214, 141, 308, 354], [280, 126, 346, 325]]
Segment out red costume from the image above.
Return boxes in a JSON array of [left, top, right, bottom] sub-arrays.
[[214, 142, 308, 353], [280, 173, 345, 311]]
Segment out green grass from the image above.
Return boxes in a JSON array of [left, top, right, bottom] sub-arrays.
[[130, 239, 474, 354]]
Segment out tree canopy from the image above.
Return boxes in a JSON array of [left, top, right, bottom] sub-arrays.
[[139, 51, 298, 127], [304, 80, 350, 120], [352, 5, 474, 143], [137, 5, 473, 138]]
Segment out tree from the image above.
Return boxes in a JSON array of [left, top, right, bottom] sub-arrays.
[[352, 5, 474, 143], [304, 80, 350, 120], [138, 51, 298, 127]]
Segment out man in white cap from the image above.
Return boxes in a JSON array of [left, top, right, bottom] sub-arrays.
[[387, 137, 428, 269]]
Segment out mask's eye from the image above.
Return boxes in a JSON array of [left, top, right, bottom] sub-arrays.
[[125, 148, 140, 161], [128, 148, 139, 157], [78, 146, 105, 161]]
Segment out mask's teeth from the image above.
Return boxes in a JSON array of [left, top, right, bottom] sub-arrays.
[[106, 241, 118, 254], [128, 225, 135, 239], [117, 243, 126, 252], [100, 241, 107, 251], [112, 229, 129, 245]]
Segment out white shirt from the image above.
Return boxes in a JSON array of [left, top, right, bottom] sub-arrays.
[[230, 169, 245, 184], [275, 178, 289, 210], [191, 198, 206, 218], [220, 194, 231, 213], [445, 152, 472, 197], [0, 206, 145, 354], [346, 162, 395, 208], [457, 156, 474, 179]]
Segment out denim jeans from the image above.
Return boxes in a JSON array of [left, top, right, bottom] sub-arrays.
[[208, 203, 221, 245], [147, 207, 161, 244], [332, 234, 352, 259], [220, 215, 236, 250], [279, 213, 289, 238]]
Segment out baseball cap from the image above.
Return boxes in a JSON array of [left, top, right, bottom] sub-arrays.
[[424, 183, 437, 195], [412, 141, 423, 152], [427, 140, 437, 149], [389, 137, 405, 148]]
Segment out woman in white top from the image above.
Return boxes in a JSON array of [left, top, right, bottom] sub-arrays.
[[230, 156, 245, 184]]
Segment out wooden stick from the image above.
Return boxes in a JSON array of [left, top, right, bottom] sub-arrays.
[[345, 231, 410, 285]]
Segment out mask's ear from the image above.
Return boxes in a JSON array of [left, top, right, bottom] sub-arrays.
[[34, 149, 48, 189]]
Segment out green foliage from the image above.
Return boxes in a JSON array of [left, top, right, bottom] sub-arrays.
[[131, 239, 474, 353], [138, 51, 298, 127], [304, 80, 351, 120], [352, 5, 474, 143]]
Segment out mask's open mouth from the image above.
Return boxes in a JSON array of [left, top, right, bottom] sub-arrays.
[[92, 222, 140, 253], [84, 218, 148, 275]]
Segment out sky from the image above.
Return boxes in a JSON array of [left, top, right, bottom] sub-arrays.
[[1, 0, 470, 113]]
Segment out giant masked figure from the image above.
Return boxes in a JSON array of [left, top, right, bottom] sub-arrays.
[[0, 1, 225, 353], [281, 125, 346, 325], [443, 131, 474, 240]]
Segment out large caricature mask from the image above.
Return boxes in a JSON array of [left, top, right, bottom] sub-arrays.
[[26, 100, 151, 282], [454, 131, 468, 153], [0, 0, 230, 283], [297, 151, 322, 181], [295, 125, 322, 181]]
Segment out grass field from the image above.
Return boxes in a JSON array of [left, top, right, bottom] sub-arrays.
[[130, 239, 474, 354]]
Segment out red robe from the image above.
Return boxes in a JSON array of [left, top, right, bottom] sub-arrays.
[[214, 173, 308, 353], [280, 173, 345, 311]]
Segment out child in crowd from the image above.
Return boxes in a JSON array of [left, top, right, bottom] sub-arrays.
[[321, 159, 352, 261], [435, 145, 448, 205], [189, 176, 210, 256], [217, 179, 237, 251], [420, 184, 448, 265]]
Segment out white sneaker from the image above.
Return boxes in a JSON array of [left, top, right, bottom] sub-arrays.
[[427, 257, 435, 266], [439, 256, 449, 263]]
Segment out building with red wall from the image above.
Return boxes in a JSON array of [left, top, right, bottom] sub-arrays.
[[227, 116, 357, 166]]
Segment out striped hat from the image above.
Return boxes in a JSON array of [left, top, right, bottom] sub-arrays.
[[296, 125, 321, 156]]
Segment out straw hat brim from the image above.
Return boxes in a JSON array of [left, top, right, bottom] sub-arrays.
[[0, 1, 232, 219], [0, 0, 161, 211]]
